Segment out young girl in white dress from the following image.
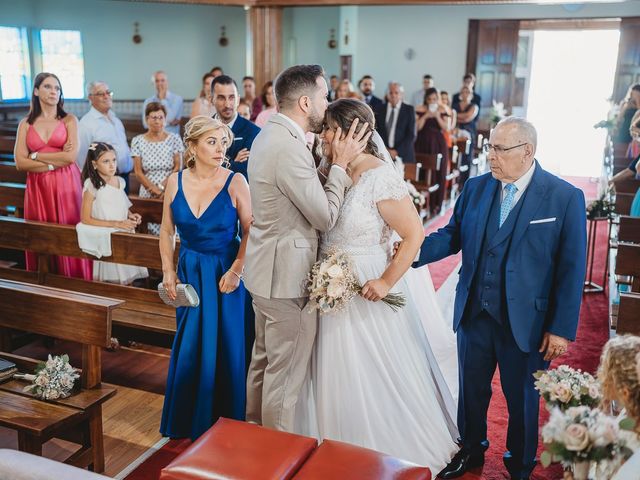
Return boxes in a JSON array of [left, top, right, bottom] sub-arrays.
[[80, 142, 148, 285]]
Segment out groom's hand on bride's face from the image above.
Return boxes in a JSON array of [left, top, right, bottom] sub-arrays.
[[332, 118, 372, 169]]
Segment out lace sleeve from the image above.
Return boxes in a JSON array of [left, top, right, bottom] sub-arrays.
[[372, 168, 409, 203]]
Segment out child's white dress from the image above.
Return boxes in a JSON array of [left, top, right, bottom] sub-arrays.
[[83, 177, 149, 285]]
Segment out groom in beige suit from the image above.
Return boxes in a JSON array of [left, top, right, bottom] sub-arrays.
[[245, 64, 370, 431]]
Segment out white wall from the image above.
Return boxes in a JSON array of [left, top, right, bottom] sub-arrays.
[[283, 1, 639, 97], [1, 0, 247, 99]]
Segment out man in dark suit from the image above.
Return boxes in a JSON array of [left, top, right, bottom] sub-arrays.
[[415, 117, 586, 480], [211, 75, 261, 179], [375, 82, 416, 163], [359, 75, 384, 114]]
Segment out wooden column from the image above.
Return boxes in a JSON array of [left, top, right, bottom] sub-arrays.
[[249, 6, 283, 89]]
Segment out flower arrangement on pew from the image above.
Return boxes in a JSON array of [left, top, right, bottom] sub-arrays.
[[306, 248, 406, 313], [19, 354, 80, 400], [405, 180, 426, 212], [541, 406, 634, 480], [534, 365, 602, 412]]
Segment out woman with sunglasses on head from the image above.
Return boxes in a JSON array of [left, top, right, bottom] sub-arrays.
[[14, 72, 92, 279]]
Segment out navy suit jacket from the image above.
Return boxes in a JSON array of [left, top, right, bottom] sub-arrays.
[[416, 162, 586, 352], [375, 102, 416, 164], [365, 95, 385, 114], [227, 115, 261, 178]]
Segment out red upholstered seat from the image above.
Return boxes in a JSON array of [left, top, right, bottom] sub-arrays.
[[160, 418, 318, 480], [292, 439, 432, 480]]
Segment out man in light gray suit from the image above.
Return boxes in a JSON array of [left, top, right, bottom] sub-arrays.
[[245, 64, 370, 431]]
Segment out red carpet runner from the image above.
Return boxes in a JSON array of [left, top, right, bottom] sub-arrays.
[[125, 177, 607, 480]]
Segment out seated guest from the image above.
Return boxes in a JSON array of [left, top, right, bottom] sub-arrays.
[[615, 84, 640, 147], [359, 75, 384, 113], [159, 116, 252, 440], [336, 79, 360, 100], [415, 87, 451, 212], [597, 335, 640, 479], [453, 85, 479, 142], [142, 71, 184, 136], [375, 81, 416, 163], [238, 100, 251, 121], [190, 72, 215, 118], [14, 72, 92, 280], [254, 81, 277, 128], [211, 75, 261, 179], [131, 102, 183, 234], [328, 74, 339, 101], [210, 66, 223, 77], [440, 90, 457, 132], [452, 73, 482, 116], [411, 74, 434, 108], [80, 142, 148, 285], [78, 81, 134, 193], [241, 76, 256, 108]]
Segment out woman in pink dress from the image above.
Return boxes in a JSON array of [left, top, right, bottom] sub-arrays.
[[14, 72, 92, 279]]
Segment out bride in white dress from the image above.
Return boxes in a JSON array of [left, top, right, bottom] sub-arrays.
[[295, 99, 459, 473]]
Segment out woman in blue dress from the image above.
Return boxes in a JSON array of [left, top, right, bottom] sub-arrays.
[[159, 115, 252, 440]]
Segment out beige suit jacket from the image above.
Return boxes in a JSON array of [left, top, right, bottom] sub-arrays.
[[245, 114, 352, 299]]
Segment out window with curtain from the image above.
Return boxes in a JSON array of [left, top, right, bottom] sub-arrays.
[[0, 26, 30, 101], [40, 29, 85, 99]]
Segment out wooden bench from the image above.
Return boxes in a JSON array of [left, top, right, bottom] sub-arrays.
[[613, 178, 640, 195], [619, 216, 640, 244], [0, 160, 25, 183], [0, 181, 25, 217], [0, 216, 178, 347], [0, 136, 15, 155], [404, 161, 439, 218], [616, 292, 640, 335], [615, 193, 636, 216], [616, 242, 640, 292], [0, 279, 121, 472], [415, 153, 445, 214]]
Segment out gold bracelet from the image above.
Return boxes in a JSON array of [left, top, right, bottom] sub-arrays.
[[229, 269, 243, 280]]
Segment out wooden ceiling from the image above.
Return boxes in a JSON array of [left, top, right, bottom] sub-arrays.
[[143, 0, 624, 7]]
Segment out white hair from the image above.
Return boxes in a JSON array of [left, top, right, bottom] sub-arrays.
[[86, 81, 108, 97], [496, 116, 537, 150], [387, 81, 404, 93]]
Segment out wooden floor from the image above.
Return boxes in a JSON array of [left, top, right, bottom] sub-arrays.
[[0, 339, 170, 477]]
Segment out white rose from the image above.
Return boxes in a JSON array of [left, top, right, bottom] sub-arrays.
[[553, 383, 573, 404], [327, 264, 344, 279], [59, 374, 74, 389], [327, 280, 345, 298], [318, 262, 330, 275], [589, 419, 618, 447], [35, 374, 49, 387], [588, 385, 600, 400], [564, 424, 590, 451]]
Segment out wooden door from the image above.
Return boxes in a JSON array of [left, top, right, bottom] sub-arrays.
[[467, 19, 520, 126], [613, 17, 640, 103]]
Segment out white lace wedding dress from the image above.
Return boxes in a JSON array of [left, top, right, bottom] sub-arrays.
[[295, 164, 459, 472]]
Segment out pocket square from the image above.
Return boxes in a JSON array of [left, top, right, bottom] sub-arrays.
[[233, 137, 244, 141], [530, 217, 556, 224]]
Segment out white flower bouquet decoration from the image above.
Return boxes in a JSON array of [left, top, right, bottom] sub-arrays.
[[534, 365, 601, 411], [405, 180, 426, 210], [21, 354, 80, 400], [306, 248, 406, 313], [541, 406, 633, 477]]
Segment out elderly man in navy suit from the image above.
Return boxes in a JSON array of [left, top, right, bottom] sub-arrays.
[[375, 82, 416, 163], [211, 75, 260, 179], [415, 117, 586, 480]]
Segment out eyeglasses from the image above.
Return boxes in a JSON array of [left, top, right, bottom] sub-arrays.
[[91, 90, 113, 98], [482, 142, 527, 154]]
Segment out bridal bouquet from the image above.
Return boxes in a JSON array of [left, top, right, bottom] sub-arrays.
[[21, 354, 80, 400], [306, 248, 406, 313], [534, 365, 601, 411], [541, 406, 633, 478]]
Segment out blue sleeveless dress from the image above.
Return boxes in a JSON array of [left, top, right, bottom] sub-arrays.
[[160, 170, 248, 440]]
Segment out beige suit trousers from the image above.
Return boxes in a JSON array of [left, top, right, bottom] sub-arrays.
[[245, 294, 317, 432]]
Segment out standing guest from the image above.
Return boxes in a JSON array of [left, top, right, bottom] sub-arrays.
[[142, 71, 184, 136], [615, 84, 640, 146], [328, 75, 339, 101], [359, 75, 384, 113], [159, 116, 252, 441], [14, 72, 92, 280], [335, 79, 360, 100], [453, 85, 479, 185], [453, 73, 482, 117], [375, 82, 416, 163], [254, 82, 278, 128], [416, 117, 586, 480], [211, 75, 261, 179], [131, 102, 183, 235], [210, 66, 224, 78], [411, 74, 434, 108], [440, 91, 457, 134], [80, 142, 148, 284], [238, 101, 252, 121], [190, 73, 215, 118], [241, 76, 257, 107], [78, 81, 133, 192], [415, 87, 451, 212]]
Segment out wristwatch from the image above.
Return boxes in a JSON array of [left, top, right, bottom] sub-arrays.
[[30, 152, 38, 161]]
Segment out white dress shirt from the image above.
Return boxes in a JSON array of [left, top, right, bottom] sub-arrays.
[[385, 104, 401, 148], [142, 91, 184, 135], [501, 161, 536, 207], [77, 107, 133, 173]]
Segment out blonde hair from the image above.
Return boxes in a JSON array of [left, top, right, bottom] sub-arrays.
[[182, 115, 233, 169], [597, 335, 640, 429]]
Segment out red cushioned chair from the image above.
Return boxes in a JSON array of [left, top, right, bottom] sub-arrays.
[[160, 418, 318, 480], [292, 439, 432, 480]]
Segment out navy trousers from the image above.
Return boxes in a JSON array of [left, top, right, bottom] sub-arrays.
[[457, 312, 548, 478]]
